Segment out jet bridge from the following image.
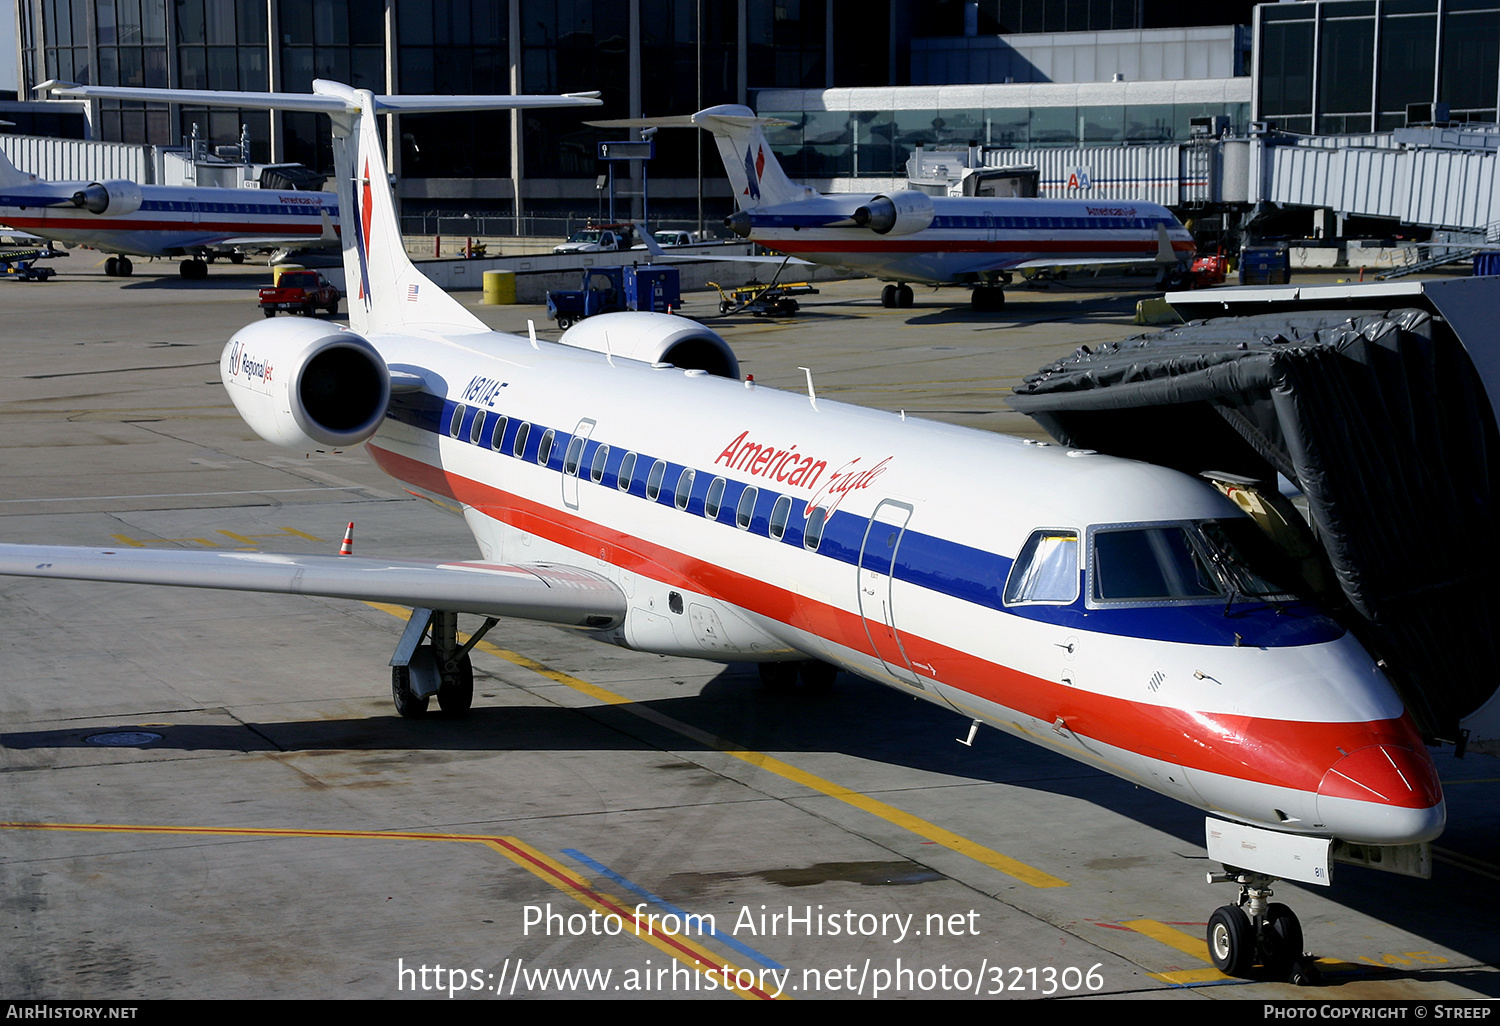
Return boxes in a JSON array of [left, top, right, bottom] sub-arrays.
[[1008, 277, 1500, 752]]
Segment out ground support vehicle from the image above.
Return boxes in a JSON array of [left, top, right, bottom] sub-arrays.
[[258, 270, 341, 317]]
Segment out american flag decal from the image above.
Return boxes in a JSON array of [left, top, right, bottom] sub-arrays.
[[407, 284, 420, 302]]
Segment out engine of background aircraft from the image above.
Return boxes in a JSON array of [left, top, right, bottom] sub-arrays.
[[221, 318, 390, 453], [852, 191, 937, 235], [69, 179, 145, 216]]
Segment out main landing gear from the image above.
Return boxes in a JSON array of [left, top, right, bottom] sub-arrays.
[[179, 258, 209, 280], [880, 283, 913, 308], [389, 608, 499, 718], [970, 285, 1006, 311], [1207, 870, 1317, 984], [104, 255, 133, 276]]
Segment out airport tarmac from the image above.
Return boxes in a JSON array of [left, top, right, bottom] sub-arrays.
[[1, 256, 1497, 1001]]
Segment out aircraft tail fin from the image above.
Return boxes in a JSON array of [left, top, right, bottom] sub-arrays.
[[588, 106, 814, 210], [0, 146, 39, 189], [43, 80, 602, 334]]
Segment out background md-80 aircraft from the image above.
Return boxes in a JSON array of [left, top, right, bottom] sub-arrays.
[[592, 106, 1195, 310], [1, 80, 1441, 985], [0, 139, 337, 279]]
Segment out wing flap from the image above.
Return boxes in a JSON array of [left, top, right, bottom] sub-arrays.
[[0, 545, 625, 630]]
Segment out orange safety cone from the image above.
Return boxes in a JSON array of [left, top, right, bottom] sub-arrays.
[[338, 522, 354, 555]]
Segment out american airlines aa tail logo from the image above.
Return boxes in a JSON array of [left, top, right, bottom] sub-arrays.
[[742, 144, 765, 200]]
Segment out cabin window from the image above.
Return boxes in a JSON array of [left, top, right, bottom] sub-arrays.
[[564, 435, 585, 475], [591, 444, 610, 484], [675, 468, 695, 510], [618, 451, 637, 491], [646, 459, 667, 500], [536, 427, 554, 465], [512, 421, 530, 459], [448, 403, 465, 438], [1004, 530, 1079, 605], [804, 506, 827, 550], [469, 410, 486, 445], [491, 415, 510, 452], [705, 477, 726, 519], [736, 486, 758, 530], [769, 495, 792, 540]]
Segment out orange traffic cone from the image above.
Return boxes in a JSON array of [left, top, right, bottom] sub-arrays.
[[338, 522, 354, 555]]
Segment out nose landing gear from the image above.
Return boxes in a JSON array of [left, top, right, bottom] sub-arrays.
[[1207, 870, 1319, 985]]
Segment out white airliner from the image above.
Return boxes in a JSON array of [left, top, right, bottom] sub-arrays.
[[0, 143, 337, 279], [0, 81, 1443, 983], [590, 106, 1195, 311]]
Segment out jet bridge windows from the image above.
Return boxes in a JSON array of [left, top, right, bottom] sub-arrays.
[[1004, 530, 1080, 605]]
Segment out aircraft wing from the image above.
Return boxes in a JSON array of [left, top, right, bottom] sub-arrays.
[[0, 545, 625, 629], [43, 81, 601, 114], [631, 226, 813, 267]]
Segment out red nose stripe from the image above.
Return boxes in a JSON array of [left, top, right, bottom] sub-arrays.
[[1318, 745, 1443, 807]]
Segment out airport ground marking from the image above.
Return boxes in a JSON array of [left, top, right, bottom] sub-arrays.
[[0, 820, 777, 1000], [364, 602, 1068, 890], [1124, 919, 1237, 986]]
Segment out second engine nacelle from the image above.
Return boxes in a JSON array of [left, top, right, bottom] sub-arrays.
[[221, 318, 390, 453], [558, 312, 740, 379], [70, 180, 144, 217], [852, 190, 936, 235]]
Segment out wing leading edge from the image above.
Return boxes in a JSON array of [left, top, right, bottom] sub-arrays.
[[0, 545, 625, 630]]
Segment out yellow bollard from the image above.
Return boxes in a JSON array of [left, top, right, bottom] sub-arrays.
[[483, 270, 516, 305]]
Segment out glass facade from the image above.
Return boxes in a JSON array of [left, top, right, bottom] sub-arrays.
[[1256, 0, 1500, 134]]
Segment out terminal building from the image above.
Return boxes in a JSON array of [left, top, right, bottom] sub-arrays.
[[8, 1, 1500, 245]]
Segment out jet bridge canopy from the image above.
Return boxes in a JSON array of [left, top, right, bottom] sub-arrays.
[[1008, 278, 1500, 741]]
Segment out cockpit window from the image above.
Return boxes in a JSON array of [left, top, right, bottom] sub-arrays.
[[1004, 530, 1079, 604], [1093, 526, 1219, 602], [1089, 520, 1300, 606]]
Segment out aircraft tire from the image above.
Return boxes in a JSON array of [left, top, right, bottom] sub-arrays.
[[880, 284, 897, 308], [436, 653, 474, 717], [391, 665, 430, 718], [897, 284, 914, 308], [230, 253, 245, 265], [119, 257, 133, 276], [1207, 904, 1254, 976], [798, 660, 839, 690], [105, 257, 119, 277], [1260, 903, 1303, 978], [758, 662, 801, 690]]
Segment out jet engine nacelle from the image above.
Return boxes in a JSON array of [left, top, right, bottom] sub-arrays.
[[220, 318, 390, 453], [852, 191, 936, 235], [558, 312, 740, 379], [70, 180, 144, 216]]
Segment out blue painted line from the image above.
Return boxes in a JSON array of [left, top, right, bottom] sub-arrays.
[[561, 848, 785, 971]]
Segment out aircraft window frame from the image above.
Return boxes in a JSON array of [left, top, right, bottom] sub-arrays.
[[645, 459, 667, 501], [735, 486, 758, 530], [705, 477, 726, 519], [448, 403, 465, 438], [674, 468, 695, 510], [803, 505, 827, 550], [1003, 529, 1080, 606], [491, 415, 510, 453], [512, 421, 530, 459], [1087, 521, 1225, 607], [590, 443, 610, 484], [564, 435, 585, 476], [469, 410, 486, 445], [618, 451, 637, 491], [769, 495, 793, 540], [536, 427, 554, 465]]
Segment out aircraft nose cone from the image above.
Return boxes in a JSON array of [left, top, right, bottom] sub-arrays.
[[1316, 744, 1445, 843], [724, 211, 751, 238]]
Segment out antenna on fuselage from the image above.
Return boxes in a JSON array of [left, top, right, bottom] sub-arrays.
[[798, 366, 818, 411], [527, 319, 539, 349]]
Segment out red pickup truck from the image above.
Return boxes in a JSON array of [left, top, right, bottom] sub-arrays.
[[259, 270, 341, 317]]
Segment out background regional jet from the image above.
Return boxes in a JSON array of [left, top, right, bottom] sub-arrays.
[[590, 106, 1195, 310], [0, 80, 1441, 986], [0, 142, 337, 279]]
